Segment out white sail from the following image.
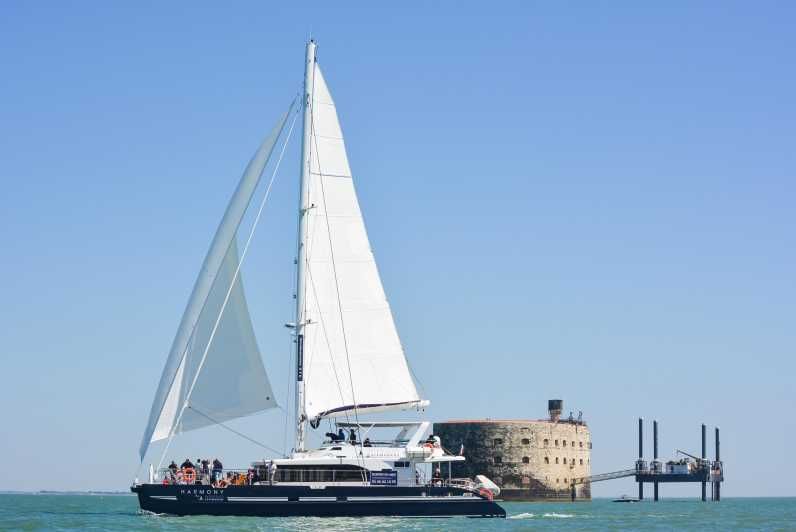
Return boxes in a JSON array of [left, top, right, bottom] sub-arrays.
[[139, 110, 290, 460], [299, 63, 424, 422]]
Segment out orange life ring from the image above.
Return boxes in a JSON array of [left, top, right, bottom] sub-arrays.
[[183, 467, 196, 484]]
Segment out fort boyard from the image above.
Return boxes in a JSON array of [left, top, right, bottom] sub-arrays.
[[434, 400, 592, 501]]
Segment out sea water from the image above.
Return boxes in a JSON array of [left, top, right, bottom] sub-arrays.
[[0, 494, 794, 530]]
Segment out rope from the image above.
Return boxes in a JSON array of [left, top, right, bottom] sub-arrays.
[[156, 104, 300, 470], [187, 406, 284, 456]]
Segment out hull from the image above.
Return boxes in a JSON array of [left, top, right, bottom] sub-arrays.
[[132, 483, 505, 518]]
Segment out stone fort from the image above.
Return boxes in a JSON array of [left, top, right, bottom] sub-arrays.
[[434, 400, 592, 501]]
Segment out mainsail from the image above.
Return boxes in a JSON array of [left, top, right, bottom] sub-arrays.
[[139, 109, 291, 460], [298, 59, 425, 424]]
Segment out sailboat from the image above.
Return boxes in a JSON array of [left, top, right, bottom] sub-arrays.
[[131, 40, 505, 518]]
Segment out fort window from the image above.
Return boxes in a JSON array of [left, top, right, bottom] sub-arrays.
[[555, 457, 559, 464], [555, 439, 559, 446], [564, 478, 568, 483], [563, 458, 567, 464], [589, 442, 592, 449], [580, 459, 583, 465], [563, 440, 567, 447], [522, 456, 530, 464], [544, 457, 549, 464], [556, 478, 559, 483], [544, 438, 549, 447], [493, 438, 503, 446], [521, 438, 530, 445], [494, 456, 502, 464], [579, 441, 583, 448]]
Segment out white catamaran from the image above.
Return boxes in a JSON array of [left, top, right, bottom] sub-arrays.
[[132, 41, 505, 518]]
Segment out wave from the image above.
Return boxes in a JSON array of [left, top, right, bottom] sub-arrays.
[[508, 512, 536, 519], [543, 512, 575, 518]]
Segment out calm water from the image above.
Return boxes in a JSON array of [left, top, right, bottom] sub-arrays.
[[0, 494, 794, 531]]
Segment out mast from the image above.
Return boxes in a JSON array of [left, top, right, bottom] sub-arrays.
[[294, 39, 316, 452]]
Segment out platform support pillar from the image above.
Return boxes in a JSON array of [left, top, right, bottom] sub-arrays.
[[701, 423, 707, 501], [653, 419, 659, 501], [638, 418, 644, 501], [713, 427, 720, 502]]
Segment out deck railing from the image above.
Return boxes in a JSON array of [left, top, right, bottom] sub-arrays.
[[152, 467, 481, 491]]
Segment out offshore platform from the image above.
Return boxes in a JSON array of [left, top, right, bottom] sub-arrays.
[[570, 418, 724, 501]]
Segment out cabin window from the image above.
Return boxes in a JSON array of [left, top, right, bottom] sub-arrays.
[[544, 457, 549, 464], [544, 438, 549, 447], [521, 438, 530, 445], [394, 461, 410, 468], [522, 456, 530, 464], [493, 438, 503, 446], [494, 456, 502, 464]]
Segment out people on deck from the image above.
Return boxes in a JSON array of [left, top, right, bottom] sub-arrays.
[[181, 458, 194, 470], [269, 461, 278, 485], [349, 429, 357, 444], [212, 458, 223, 484], [363, 437, 372, 447], [432, 467, 442, 486]]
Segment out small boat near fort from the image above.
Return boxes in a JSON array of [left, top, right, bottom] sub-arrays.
[[131, 40, 505, 519]]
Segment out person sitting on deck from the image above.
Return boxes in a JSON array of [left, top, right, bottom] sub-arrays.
[[363, 437, 372, 447], [326, 431, 343, 443], [349, 429, 357, 444]]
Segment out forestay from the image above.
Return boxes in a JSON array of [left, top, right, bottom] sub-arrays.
[[300, 64, 424, 422], [139, 110, 291, 460]]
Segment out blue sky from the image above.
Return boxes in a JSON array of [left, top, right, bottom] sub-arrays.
[[1, 2, 794, 497]]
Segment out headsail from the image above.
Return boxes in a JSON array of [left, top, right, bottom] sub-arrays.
[[298, 61, 425, 424], [139, 108, 291, 460]]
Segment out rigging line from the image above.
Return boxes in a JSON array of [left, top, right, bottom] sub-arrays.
[[282, 333, 293, 456], [310, 116, 365, 460], [147, 99, 297, 465], [187, 406, 283, 456], [157, 106, 301, 470]]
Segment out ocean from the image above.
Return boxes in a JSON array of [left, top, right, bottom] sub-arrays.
[[0, 494, 793, 530]]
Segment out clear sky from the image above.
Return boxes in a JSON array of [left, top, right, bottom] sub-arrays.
[[1, 1, 794, 497]]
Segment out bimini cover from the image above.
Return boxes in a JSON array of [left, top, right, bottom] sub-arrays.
[[139, 109, 290, 460]]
